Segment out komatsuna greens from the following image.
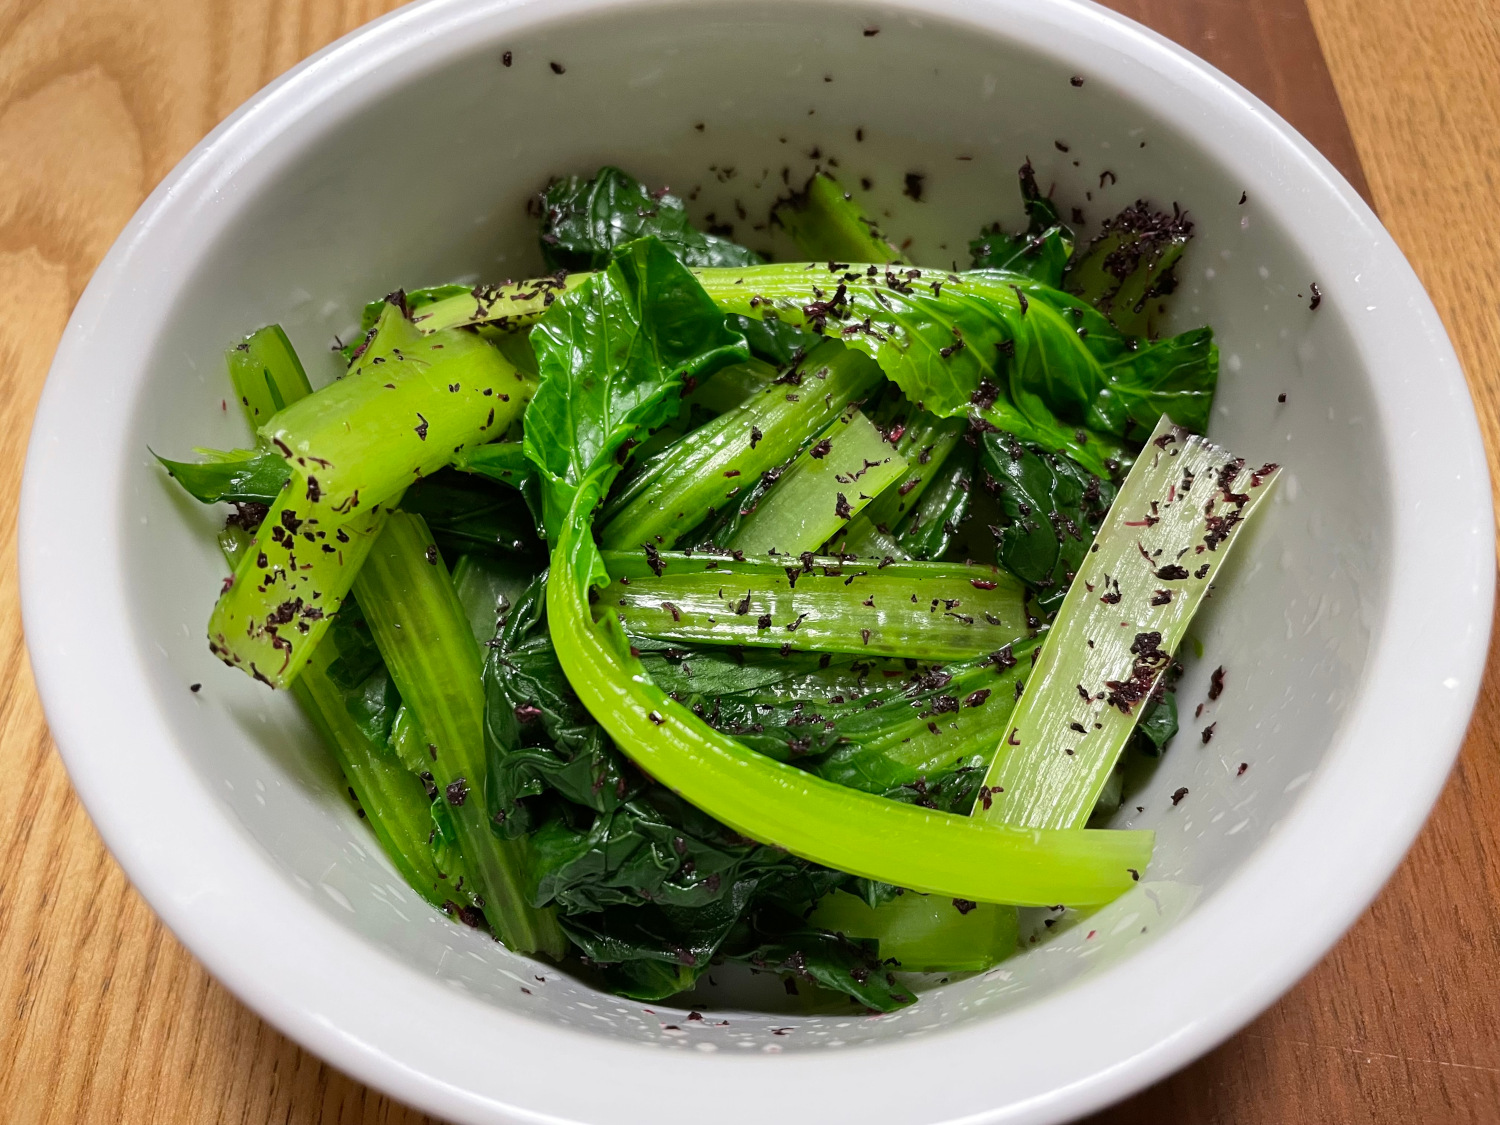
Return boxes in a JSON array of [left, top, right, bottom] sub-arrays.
[[157, 161, 1277, 1012]]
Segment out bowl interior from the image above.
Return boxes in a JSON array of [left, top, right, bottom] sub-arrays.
[[119, 0, 1387, 1051]]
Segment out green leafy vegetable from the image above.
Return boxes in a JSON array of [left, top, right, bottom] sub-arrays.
[[264, 302, 535, 515], [524, 237, 749, 540], [979, 431, 1118, 615], [969, 161, 1073, 287], [976, 418, 1279, 829], [725, 406, 907, 555], [600, 339, 881, 551], [772, 172, 904, 264], [890, 440, 977, 560], [600, 549, 1028, 660], [154, 448, 290, 505], [353, 511, 567, 956], [539, 166, 764, 271]]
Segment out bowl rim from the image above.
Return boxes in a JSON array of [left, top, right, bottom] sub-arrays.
[[19, 0, 1494, 1122]]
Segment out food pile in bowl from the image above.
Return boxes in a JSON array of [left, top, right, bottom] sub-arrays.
[[157, 161, 1275, 1011]]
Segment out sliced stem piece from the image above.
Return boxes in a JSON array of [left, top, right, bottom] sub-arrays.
[[599, 340, 881, 551], [293, 640, 462, 908], [810, 890, 1017, 972], [353, 511, 567, 956], [977, 418, 1280, 829], [837, 408, 964, 556], [892, 441, 977, 560], [772, 173, 905, 264], [411, 275, 591, 334], [207, 486, 394, 688], [726, 407, 907, 556], [263, 303, 535, 515], [228, 324, 314, 426], [602, 549, 1028, 659]]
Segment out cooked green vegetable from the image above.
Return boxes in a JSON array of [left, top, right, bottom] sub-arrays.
[[969, 161, 1073, 287], [523, 237, 748, 540], [976, 418, 1279, 829], [600, 339, 882, 551], [837, 400, 966, 557], [228, 324, 314, 424], [207, 487, 394, 688], [725, 406, 906, 555], [525, 237, 1151, 906], [353, 511, 567, 956], [154, 448, 290, 505], [264, 302, 534, 515], [773, 172, 904, 264], [980, 430, 1118, 615], [539, 165, 765, 271], [810, 890, 1017, 972], [600, 549, 1028, 660], [891, 440, 977, 560], [1063, 200, 1193, 340], [171, 162, 1263, 1012]]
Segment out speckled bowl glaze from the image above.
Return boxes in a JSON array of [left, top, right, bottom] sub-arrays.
[[20, 0, 1491, 1121]]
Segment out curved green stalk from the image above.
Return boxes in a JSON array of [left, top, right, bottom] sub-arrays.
[[355, 512, 566, 957], [549, 478, 1150, 907]]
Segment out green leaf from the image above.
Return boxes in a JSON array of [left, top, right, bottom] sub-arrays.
[[155, 449, 291, 505], [525, 238, 749, 540], [540, 166, 765, 271]]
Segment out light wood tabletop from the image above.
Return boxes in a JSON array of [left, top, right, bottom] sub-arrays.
[[0, 1, 1496, 1122]]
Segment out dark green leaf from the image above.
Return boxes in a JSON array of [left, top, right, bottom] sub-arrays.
[[978, 432, 1117, 615], [400, 469, 544, 560], [524, 237, 749, 539], [155, 449, 291, 505], [539, 166, 764, 271]]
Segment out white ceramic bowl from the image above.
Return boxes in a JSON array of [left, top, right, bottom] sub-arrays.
[[20, 0, 1492, 1121]]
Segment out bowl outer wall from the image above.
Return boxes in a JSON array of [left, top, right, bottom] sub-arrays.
[[18, 0, 1493, 1123]]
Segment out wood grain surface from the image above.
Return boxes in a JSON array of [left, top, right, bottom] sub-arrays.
[[0, 1, 1495, 1122]]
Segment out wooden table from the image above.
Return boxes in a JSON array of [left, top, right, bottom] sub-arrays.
[[0, 1, 1496, 1121]]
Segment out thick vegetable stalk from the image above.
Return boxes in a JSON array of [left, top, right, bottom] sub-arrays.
[[891, 442, 976, 560], [228, 324, 314, 423], [293, 641, 463, 908], [601, 549, 1028, 660], [212, 331, 458, 905], [354, 512, 566, 956], [207, 487, 393, 688], [1063, 201, 1193, 339], [837, 406, 965, 557], [726, 407, 907, 555], [263, 302, 535, 515], [550, 479, 1152, 907], [976, 417, 1280, 829], [772, 172, 905, 264], [810, 890, 1017, 972], [599, 339, 882, 550], [411, 274, 592, 334]]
